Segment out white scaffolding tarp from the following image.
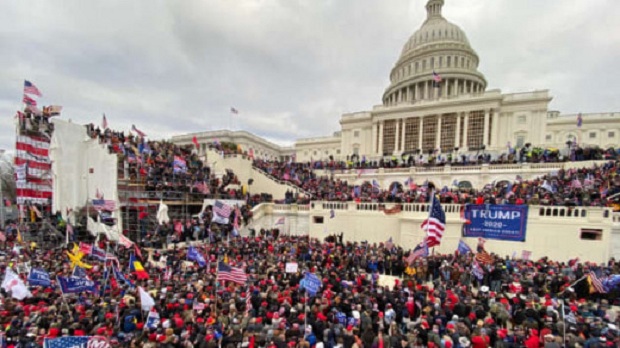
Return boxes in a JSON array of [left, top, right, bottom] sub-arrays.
[[50, 119, 121, 231]]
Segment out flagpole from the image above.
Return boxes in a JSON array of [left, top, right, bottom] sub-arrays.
[[425, 189, 435, 253], [100, 241, 111, 297]]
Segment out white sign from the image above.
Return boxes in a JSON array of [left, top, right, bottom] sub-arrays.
[[285, 262, 298, 273]]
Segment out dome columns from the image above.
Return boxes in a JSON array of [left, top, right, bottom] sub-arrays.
[[384, 76, 485, 106]]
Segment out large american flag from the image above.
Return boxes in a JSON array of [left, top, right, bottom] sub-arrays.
[[213, 200, 231, 218], [15, 134, 52, 205], [217, 261, 247, 284], [92, 199, 116, 211], [420, 194, 446, 247], [24, 80, 42, 97]]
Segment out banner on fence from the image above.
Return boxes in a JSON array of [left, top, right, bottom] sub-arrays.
[[463, 204, 528, 242]]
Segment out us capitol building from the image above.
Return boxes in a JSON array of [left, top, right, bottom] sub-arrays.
[[173, 0, 620, 162]]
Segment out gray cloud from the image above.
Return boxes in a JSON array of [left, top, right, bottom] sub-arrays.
[[1, 0, 619, 151]]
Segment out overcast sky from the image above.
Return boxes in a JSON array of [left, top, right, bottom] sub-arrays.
[[1, 0, 619, 150]]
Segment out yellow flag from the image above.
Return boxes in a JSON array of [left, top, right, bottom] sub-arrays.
[[223, 254, 229, 264], [16, 228, 22, 243], [66, 250, 93, 269]]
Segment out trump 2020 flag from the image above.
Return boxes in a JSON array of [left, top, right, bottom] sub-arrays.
[[139, 286, 155, 311], [43, 335, 110, 348], [57, 276, 98, 294], [113, 267, 135, 288], [145, 310, 160, 330], [457, 240, 472, 255], [72, 266, 88, 279], [28, 268, 51, 287], [187, 246, 207, 267]]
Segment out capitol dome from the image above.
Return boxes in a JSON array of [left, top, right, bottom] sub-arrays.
[[383, 0, 487, 106]]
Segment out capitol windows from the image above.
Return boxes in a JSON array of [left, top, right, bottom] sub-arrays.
[[353, 130, 360, 138], [517, 115, 527, 124], [440, 114, 457, 152], [430, 57, 435, 69], [422, 116, 438, 152], [382, 120, 397, 155], [404, 118, 421, 152], [589, 132, 596, 139], [466, 111, 485, 149], [516, 136, 525, 148], [545, 134, 552, 141], [609, 131, 615, 138], [438, 57, 443, 67], [415, 62, 419, 72], [461, 57, 465, 67], [447, 56, 451, 67], [422, 60, 427, 70]]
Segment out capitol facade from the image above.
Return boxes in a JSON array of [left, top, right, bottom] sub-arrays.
[[173, 0, 620, 162]]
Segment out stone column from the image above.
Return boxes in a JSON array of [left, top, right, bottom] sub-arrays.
[[400, 118, 407, 152], [378, 121, 384, 156], [418, 117, 424, 150], [414, 83, 419, 101], [443, 79, 448, 98], [483, 109, 490, 147], [455, 79, 460, 96], [455, 114, 461, 148], [463, 112, 469, 150], [371, 122, 378, 155], [436, 114, 442, 149], [394, 119, 400, 154], [491, 110, 500, 147]]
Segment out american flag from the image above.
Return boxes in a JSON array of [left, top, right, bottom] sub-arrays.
[[131, 124, 146, 137], [118, 234, 134, 248], [420, 194, 445, 247], [15, 134, 52, 205], [475, 250, 494, 264], [195, 181, 210, 194], [274, 217, 285, 225], [24, 80, 42, 97], [409, 240, 429, 261], [213, 200, 232, 218], [102, 113, 108, 129], [92, 199, 116, 211], [245, 291, 252, 313], [23, 94, 37, 106], [163, 267, 172, 281], [230, 107, 239, 114], [217, 261, 247, 284], [43, 335, 109, 348], [588, 272, 607, 294], [432, 71, 442, 83]]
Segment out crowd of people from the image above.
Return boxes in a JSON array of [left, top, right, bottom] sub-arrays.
[[298, 145, 615, 171], [0, 229, 618, 347], [86, 124, 245, 201], [254, 159, 620, 207]]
